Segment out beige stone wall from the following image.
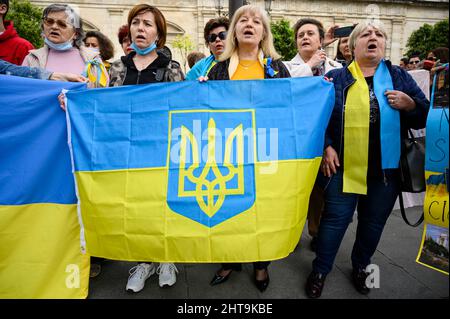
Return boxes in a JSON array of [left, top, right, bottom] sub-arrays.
[[30, 0, 449, 70]]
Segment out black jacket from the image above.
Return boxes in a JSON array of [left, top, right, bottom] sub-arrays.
[[208, 58, 291, 80]]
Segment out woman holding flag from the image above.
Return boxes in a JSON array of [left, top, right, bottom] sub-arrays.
[[305, 21, 429, 298], [22, 3, 108, 88], [201, 4, 290, 292], [107, 3, 184, 293]]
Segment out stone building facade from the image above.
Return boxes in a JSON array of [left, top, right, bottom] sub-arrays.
[[30, 0, 449, 69]]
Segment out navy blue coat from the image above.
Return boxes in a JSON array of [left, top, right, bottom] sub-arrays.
[[324, 60, 430, 165]]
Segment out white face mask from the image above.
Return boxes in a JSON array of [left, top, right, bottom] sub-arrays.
[[85, 47, 100, 56]]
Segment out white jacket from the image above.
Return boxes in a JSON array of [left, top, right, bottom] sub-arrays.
[[283, 53, 342, 77]]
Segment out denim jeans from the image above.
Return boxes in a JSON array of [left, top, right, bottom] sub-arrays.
[[312, 169, 400, 275]]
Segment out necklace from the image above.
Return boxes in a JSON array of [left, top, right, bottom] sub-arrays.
[[239, 60, 257, 69]]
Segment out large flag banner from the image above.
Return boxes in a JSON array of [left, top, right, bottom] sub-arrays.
[[417, 64, 449, 275], [0, 75, 90, 298], [66, 77, 334, 263]]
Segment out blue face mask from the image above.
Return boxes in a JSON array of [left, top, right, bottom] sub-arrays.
[[130, 41, 157, 56], [45, 37, 73, 51]]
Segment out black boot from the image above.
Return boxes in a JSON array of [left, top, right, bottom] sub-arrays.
[[305, 271, 326, 298], [351, 268, 371, 295]]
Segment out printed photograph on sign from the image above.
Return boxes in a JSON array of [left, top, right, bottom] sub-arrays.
[[417, 224, 449, 275]]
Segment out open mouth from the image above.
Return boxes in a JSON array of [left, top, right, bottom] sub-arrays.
[[136, 35, 146, 40], [49, 31, 60, 36], [243, 30, 254, 36], [302, 42, 310, 47], [368, 43, 377, 50]]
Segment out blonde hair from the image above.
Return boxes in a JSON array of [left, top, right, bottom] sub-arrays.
[[348, 21, 388, 53], [219, 5, 280, 61]]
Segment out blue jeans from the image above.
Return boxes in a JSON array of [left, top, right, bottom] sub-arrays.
[[312, 169, 400, 275]]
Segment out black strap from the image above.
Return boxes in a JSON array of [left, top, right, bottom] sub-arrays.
[[399, 191, 424, 227]]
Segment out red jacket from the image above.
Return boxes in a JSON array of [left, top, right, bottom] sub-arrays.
[[0, 21, 34, 65]]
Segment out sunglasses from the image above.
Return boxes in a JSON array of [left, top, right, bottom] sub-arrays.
[[43, 17, 72, 29], [427, 56, 438, 61], [207, 31, 227, 43], [409, 60, 420, 64]]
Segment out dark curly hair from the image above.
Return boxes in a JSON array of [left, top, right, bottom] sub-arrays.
[[293, 18, 325, 42], [203, 17, 229, 46], [84, 30, 115, 61]]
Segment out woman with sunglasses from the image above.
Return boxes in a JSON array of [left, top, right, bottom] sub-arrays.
[[185, 17, 229, 80], [22, 4, 107, 88]]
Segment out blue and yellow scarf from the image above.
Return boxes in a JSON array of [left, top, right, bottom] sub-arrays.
[[344, 60, 400, 194]]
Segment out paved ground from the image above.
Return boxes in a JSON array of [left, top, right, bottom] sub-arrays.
[[88, 206, 449, 299]]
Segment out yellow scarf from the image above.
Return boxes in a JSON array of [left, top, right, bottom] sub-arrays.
[[344, 61, 370, 195]]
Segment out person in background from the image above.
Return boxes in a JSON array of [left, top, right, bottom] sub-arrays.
[[408, 53, 421, 70], [425, 47, 449, 94], [202, 5, 290, 293], [185, 16, 229, 80], [335, 36, 352, 67], [22, 3, 108, 88], [117, 24, 132, 55], [399, 57, 409, 70], [284, 18, 343, 252], [0, 0, 34, 65], [84, 30, 115, 71], [107, 4, 184, 293], [429, 47, 449, 65], [1, 58, 86, 81], [305, 21, 429, 299], [187, 51, 206, 69], [284, 18, 342, 77]]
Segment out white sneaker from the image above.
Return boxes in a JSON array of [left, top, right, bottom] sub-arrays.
[[157, 263, 178, 287], [126, 263, 156, 293]]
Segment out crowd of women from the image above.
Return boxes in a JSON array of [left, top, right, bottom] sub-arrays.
[[1, 2, 430, 298]]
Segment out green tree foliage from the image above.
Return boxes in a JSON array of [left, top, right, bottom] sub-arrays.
[[7, 0, 43, 48], [172, 34, 194, 73], [430, 19, 449, 49], [271, 19, 297, 61], [406, 19, 449, 59]]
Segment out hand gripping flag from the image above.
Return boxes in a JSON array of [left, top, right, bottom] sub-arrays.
[[66, 77, 334, 262], [0, 75, 89, 298]]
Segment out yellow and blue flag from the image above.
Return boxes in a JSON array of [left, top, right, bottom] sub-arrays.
[[0, 75, 89, 298], [66, 77, 334, 262]]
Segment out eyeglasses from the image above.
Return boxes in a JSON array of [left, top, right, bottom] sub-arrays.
[[43, 17, 71, 29], [427, 56, 438, 61], [409, 60, 420, 65], [207, 31, 227, 43]]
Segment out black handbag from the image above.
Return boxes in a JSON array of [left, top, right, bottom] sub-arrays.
[[398, 129, 425, 227]]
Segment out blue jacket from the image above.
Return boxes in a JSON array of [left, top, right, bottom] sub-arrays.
[[324, 60, 430, 163], [0, 59, 51, 79]]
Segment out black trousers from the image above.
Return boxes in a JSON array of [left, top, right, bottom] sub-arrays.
[[222, 262, 270, 270]]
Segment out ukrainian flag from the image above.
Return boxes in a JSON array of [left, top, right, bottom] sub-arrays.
[[0, 75, 89, 298], [66, 77, 334, 262]]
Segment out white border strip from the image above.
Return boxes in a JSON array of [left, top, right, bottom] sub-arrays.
[[63, 89, 87, 254]]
